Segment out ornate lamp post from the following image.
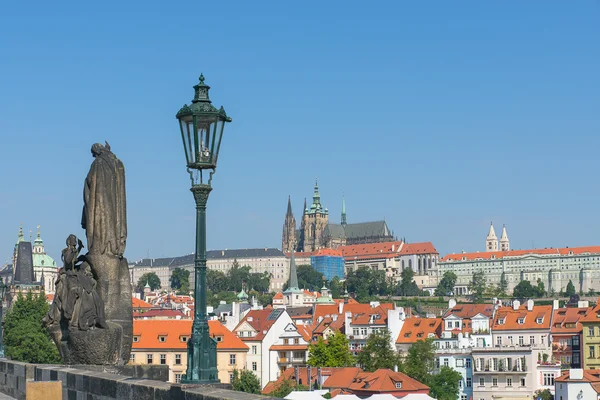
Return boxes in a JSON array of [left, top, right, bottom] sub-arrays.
[[176, 74, 231, 384], [0, 279, 7, 358]]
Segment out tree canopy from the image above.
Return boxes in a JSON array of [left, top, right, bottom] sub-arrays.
[[565, 280, 577, 297], [232, 369, 261, 394], [396, 267, 420, 296], [346, 267, 388, 302], [169, 268, 190, 294], [356, 329, 400, 372], [513, 279, 546, 299], [307, 333, 355, 367], [136, 272, 161, 292], [269, 379, 308, 398], [469, 271, 487, 302], [434, 271, 457, 296], [3, 292, 61, 364]]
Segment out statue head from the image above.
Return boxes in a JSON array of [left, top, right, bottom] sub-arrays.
[[66, 234, 78, 247], [91, 143, 106, 157]]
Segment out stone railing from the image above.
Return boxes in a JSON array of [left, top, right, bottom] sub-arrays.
[[0, 359, 277, 400]]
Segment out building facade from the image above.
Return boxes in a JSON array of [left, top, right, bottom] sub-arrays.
[[130, 248, 290, 292], [439, 245, 600, 295]]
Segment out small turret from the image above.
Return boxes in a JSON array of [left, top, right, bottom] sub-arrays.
[[341, 195, 347, 226], [500, 224, 510, 251], [486, 222, 499, 252]]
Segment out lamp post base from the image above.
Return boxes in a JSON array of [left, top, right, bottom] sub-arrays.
[[181, 320, 219, 384]]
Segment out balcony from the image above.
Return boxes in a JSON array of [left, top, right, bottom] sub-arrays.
[[278, 358, 287, 363]]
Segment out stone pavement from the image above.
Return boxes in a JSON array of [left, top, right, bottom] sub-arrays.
[[0, 393, 16, 400]]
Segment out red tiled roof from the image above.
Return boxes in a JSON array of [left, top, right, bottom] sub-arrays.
[[132, 297, 153, 309], [322, 368, 363, 389], [133, 309, 187, 319], [399, 242, 438, 255], [443, 304, 494, 319], [551, 307, 585, 334], [296, 325, 312, 342], [235, 309, 284, 341], [442, 245, 600, 262], [580, 302, 600, 323], [556, 369, 600, 384], [348, 369, 429, 394], [338, 241, 403, 261], [273, 292, 284, 300], [397, 318, 442, 344], [263, 367, 341, 394], [132, 320, 247, 350], [492, 304, 552, 331]]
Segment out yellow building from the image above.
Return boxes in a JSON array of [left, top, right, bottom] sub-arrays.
[[131, 319, 248, 383], [580, 302, 600, 369]]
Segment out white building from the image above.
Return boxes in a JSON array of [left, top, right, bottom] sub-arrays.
[[233, 308, 293, 388], [555, 369, 600, 400], [130, 248, 290, 292]]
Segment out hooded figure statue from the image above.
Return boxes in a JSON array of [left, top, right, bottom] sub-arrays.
[[82, 142, 127, 257]]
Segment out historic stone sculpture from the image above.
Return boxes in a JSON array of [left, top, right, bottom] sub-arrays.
[[45, 143, 132, 365]]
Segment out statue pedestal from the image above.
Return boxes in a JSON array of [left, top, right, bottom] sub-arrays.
[[50, 322, 123, 365]]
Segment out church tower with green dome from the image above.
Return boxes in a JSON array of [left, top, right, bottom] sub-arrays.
[[12, 225, 58, 294]]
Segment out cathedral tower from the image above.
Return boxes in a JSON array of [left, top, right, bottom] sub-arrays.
[[500, 224, 510, 251], [486, 222, 499, 252], [299, 179, 328, 252], [282, 196, 296, 253]]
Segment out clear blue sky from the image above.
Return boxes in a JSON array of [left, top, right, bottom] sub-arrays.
[[1, 1, 598, 264]]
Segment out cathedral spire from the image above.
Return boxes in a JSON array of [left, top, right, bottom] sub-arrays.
[[288, 250, 299, 290], [341, 195, 347, 226], [303, 197, 308, 215], [286, 195, 293, 217], [486, 222, 499, 252], [500, 224, 510, 251], [311, 178, 322, 212]]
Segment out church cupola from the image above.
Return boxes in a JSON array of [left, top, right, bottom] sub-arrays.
[[486, 222, 499, 252], [33, 225, 45, 254], [310, 178, 324, 214], [500, 224, 510, 251]]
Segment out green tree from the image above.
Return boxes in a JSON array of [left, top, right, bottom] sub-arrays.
[[356, 329, 400, 372], [566, 280, 577, 297], [169, 268, 190, 294], [396, 267, 420, 297], [434, 271, 457, 296], [469, 271, 487, 302], [4, 292, 61, 364], [428, 366, 462, 400], [232, 369, 261, 394], [588, 288, 596, 297], [136, 272, 161, 292], [329, 277, 343, 299], [258, 293, 274, 306], [307, 333, 354, 367], [533, 389, 554, 400], [497, 272, 508, 297], [294, 264, 325, 291], [535, 279, 546, 297], [247, 272, 271, 293], [346, 267, 387, 302], [227, 260, 251, 292], [206, 269, 227, 292], [513, 280, 535, 299], [401, 338, 436, 384]]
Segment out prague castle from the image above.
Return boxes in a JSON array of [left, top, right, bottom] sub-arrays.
[[282, 180, 394, 253]]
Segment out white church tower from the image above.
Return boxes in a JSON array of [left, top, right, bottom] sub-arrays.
[[486, 222, 499, 252], [500, 224, 510, 251]]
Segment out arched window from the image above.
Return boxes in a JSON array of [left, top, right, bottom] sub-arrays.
[[402, 260, 405, 269], [418, 258, 422, 274], [428, 258, 432, 269], [409, 259, 412, 270]]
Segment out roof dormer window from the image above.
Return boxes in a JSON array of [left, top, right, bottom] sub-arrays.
[[536, 317, 543, 324], [498, 318, 505, 325], [395, 382, 402, 389], [518, 318, 524, 325], [158, 335, 167, 342], [133, 336, 140, 342]]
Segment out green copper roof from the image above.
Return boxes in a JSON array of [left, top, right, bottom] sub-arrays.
[[237, 288, 248, 300], [316, 296, 335, 304], [32, 253, 56, 268], [284, 250, 302, 294]]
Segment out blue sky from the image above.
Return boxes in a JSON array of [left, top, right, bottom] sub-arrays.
[[0, 1, 598, 264]]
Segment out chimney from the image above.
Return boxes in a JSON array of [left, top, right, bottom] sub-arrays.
[[527, 299, 534, 311], [448, 299, 457, 309], [513, 300, 520, 311], [392, 244, 395, 252], [338, 301, 344, 314], [553, 299, 560, 310]]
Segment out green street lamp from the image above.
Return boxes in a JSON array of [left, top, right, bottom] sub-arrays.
[[0, 279, 7, 358], [176, 74, 231, 384]]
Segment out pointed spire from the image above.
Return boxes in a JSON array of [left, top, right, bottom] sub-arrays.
[[303, 197, 308, 215], [311, 178, 322, 212], [17, 223, 24, 243], [341, 195, 347, 226], [487, 222, 497, 239], [286, 195, 293, 217], [288, 250, 299, 290], [500, 224, 508, 240], [500, 224, 510, 251]]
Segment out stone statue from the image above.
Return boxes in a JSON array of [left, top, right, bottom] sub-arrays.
[[44, 143, 132, 365], [82, 142, 127, 257]]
